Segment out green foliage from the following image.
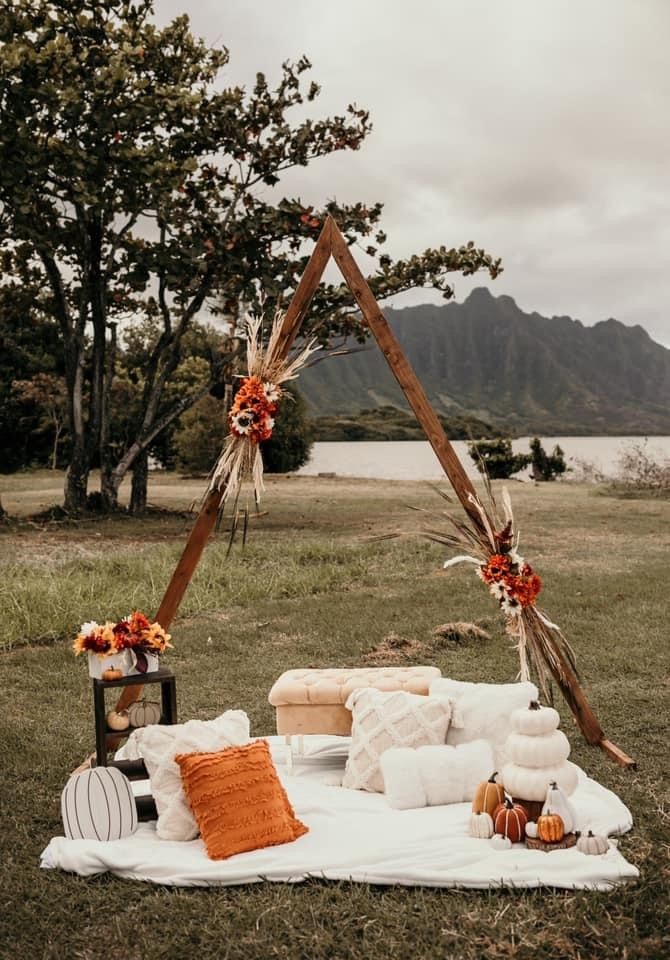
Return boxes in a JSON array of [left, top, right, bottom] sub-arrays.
[[172, 395, 227, 474], [468, 438, 530, 479], [262, 384, 314, 473], [0, 0, 501, 510], [529, 437, 568, 481]]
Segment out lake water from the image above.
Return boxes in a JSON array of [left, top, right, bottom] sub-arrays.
[[298, 437, 670, 482]]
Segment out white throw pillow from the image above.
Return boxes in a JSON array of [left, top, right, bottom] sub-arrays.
[[429, 677, 538, 769], [124, 710, 250, 840], [381, 739, 495, 810], [342, 689, 452, 793]]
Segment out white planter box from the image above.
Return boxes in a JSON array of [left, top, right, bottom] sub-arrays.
[[127, 650, 160, 675], [87, 650, 133, 679]]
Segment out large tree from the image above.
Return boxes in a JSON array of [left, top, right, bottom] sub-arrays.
[[0, 0, 502, 513]]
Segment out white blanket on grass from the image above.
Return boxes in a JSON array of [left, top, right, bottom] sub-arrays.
[[41, 735, 638, 890]]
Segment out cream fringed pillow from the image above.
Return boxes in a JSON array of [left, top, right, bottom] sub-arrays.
[[125, 710, 250, 841], [342, 689, 452, 793]]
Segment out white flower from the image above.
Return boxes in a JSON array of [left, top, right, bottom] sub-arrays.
[[509, 550, 524, 567], [264, 415, 275, 432], [500, 597, 521, 617], [231, 410, 254, 435], [489, 582, 506, 600], [79, 620, 99, 636], [263, 382, 280, 404]]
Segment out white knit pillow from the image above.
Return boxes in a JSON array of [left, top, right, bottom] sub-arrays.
[[429, 677, 538, 768], [380, 739, 495, 810], [125, 710, 250, 841], [342, 689, 452, 793]]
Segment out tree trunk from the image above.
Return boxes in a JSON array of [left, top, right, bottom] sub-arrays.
[[64, 441, 90, 513], [129, 450, 149, 515], [64, 358, 89, 513]]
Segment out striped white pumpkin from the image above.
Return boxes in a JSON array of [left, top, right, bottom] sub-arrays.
[[61, 767, 138, 841]]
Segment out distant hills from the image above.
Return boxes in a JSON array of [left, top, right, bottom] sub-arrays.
[[299, 288, 670, 435]]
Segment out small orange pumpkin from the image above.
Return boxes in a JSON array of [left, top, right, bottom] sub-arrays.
[[493, 797, 528, 842], [472, 772, 506, 817], [102, 667, 123, 681], [537, 810, 565, 843]]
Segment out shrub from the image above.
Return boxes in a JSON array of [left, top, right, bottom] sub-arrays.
[[262, 383, 314, 474], [173, 396, 227, 474], [529, 437, 567, 481], [468, 438, 531, 479], [610, 440, 670, 497]]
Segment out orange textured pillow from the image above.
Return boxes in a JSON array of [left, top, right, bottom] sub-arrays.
[[175, 739, 308, 860]]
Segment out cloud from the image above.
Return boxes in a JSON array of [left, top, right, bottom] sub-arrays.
[[154, 0, 670, 345]]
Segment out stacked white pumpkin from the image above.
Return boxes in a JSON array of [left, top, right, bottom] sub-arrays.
[[501, 700, 579, 823]]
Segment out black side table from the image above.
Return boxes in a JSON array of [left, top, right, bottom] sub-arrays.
[[92, 667, 177, 820]]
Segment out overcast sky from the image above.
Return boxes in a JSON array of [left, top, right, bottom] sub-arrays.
[[156, 0, 670, 345]]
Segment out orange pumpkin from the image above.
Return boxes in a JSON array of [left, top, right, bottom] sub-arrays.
[[472, 772, 506, 817], [493, 797, 528, 842], [537, 811, 565, 843], [102, 667, 123, 681]]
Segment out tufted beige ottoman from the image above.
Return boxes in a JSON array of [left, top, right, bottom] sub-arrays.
[[268, 666, 442, 737]]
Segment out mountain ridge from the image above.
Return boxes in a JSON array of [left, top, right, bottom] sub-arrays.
[[298, 289, 670, 435]]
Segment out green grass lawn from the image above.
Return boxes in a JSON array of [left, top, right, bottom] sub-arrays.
[[1, 472, 668, 959]]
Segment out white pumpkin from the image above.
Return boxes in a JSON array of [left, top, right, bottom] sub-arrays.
[[576, 830, 609, 855], [489, 833, 512, 850], [501, 760, 579, 801], [525, 820, 538, 839], [469, 811, 494, 839], [61, 767, 138, 841], [510, 700, 560, 736], [106, 709, 130, 732], [505, 730, 570, 768], [127, 699, 162, 727], [542, 780, 579, 833]]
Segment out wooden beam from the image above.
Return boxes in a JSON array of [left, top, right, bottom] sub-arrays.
[[329, 222, 486, 536]]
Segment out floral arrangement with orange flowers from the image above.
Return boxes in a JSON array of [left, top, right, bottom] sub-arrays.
[[73, 611, 171, 673], [423, 484, 575, 699], [477, 552, 542, 616], [228, 375, 280, 444], [208, 310, 318, 517]]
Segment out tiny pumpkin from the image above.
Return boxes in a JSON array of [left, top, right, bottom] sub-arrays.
[[576, 830, 609, 855], [102, 667, 124, 681], [489, 833, 512, 850], [472, 772, 506, 817], [537, 810, 565, 843], [525, 820, 538, 839], [469, 811, 494, 839], [106, 709, 130, 732], [127, 699, 161, 727], [493, 797, 528, 842]]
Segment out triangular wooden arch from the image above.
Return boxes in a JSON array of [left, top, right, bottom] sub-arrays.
[[119, 216, 634, 767]]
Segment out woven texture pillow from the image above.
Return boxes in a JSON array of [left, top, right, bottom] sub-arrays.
[[176, 739, 308, 860], [125, 710, 250, 841], [342, 689, 452, 793], [429, 678, 538, 768]]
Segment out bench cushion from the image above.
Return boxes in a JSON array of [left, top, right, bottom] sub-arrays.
[[268, 666, 441, 736]]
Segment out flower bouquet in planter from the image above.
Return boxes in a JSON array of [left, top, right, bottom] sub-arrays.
[[73, 611, 172, 679]]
